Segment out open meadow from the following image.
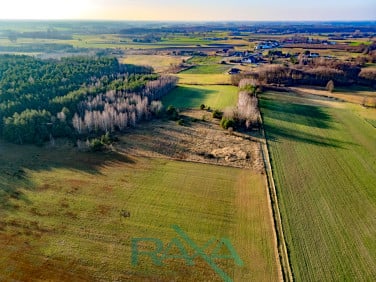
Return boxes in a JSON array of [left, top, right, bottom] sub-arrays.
[[0, 29, 282, 280], [291, 86, 376, 106], [180, 64, 230, 75], [176, 73, 231, 85], [260, 91, 376, 281], [162, 85, 238, 110], [0, 141, 279, 281], [122, 55, 189, 73], [1, 19, 375, 281]]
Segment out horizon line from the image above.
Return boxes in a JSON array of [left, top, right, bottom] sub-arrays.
[[0, 19, 375, 23]]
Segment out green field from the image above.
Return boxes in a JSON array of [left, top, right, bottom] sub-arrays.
[[186, 56, 223, 65], [181, 56, 231, 74], [0, 142, 278, 281], [162, 85, 238, 109], [177, 73, 231, 85], [181, 64, 230, 74], [260, 92, 376, 281]]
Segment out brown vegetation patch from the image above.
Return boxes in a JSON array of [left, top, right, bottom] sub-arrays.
[[117, 110, 265, 172], [66, 179, 89, 188], [1, 218, 55, 238], [97, 204, 112, 216], [29, 207, 53, 217], [0, 234, 93, 281], [39, 183, 52, 191]]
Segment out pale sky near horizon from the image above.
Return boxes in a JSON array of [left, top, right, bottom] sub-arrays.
[[0, 0, 374, 21]]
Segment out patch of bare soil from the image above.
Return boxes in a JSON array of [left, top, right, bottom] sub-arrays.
[[116, 109, 265, 172]]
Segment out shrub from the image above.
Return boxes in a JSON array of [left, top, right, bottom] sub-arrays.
[[100, 132, 112, 145], [290, 56, 298, 64], [166, 105, 179, 120], [212, 109, 223, 119], [90, 138, 105, 152], [200, 104, 206, 110], [166, 105, 176, 115], [88, 133, 115, 152], [177, 119, 184, 126], [220, 117, 235, 129]]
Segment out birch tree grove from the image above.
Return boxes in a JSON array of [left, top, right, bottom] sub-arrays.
[[237, 91, 259, 128], [237, 78, 261, 128], [72, 75, 177, 135], [221, 78, 261, 130]]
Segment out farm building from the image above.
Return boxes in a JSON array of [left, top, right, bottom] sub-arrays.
[[241, 56, 257, 64], [228, 68, 241, 74], [255, 41, 279, 50]]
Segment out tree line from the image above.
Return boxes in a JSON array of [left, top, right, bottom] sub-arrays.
[[231, 57, 376, 88], [0, 55, 176, 144]]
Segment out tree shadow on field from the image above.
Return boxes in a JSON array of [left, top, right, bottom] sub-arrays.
[[162, 86, 216, 109], [260, 96, 354, 148], [263, 124, 349, 148], [260, 98, 333, 129], [0, 141, 134, 211]]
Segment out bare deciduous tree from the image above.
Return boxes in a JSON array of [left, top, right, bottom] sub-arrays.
[[72, 75, 177, 135]]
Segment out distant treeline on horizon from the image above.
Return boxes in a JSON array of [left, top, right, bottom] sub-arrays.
[[0, 20, 375, 35]]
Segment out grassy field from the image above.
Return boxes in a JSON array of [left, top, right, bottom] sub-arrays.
[[181, 56, 231, 74], [291, 86, 376, 106], [177, 73, 231, 85], [186, 56, 223, 65], [0, 35, 218, 51], [180, 64, 230, 74], [122, 55, 189, 73], [260, 91, 376, 281], [0, 142, 279, 281], [348, 41, 373, 46], [162, 85, 238, 109]]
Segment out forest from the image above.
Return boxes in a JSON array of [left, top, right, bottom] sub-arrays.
[[0, 55, 177, 145]]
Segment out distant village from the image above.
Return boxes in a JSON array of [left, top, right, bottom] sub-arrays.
[[220, 36, 339, 74], [129, 34, 373, 75]]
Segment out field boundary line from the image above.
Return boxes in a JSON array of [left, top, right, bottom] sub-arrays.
[[259, 112, 294, 282], [115, 149, 255, 170]]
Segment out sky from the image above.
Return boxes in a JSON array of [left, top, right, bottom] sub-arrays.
[[0, 0, 374, 21]]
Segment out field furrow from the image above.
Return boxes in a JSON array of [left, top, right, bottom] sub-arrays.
[[261, 91, 376, 281]]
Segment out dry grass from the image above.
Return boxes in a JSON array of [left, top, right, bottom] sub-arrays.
[[118, 110, 264, 172], [177, 73, 231, 85], [122, 55, 189, 73]]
